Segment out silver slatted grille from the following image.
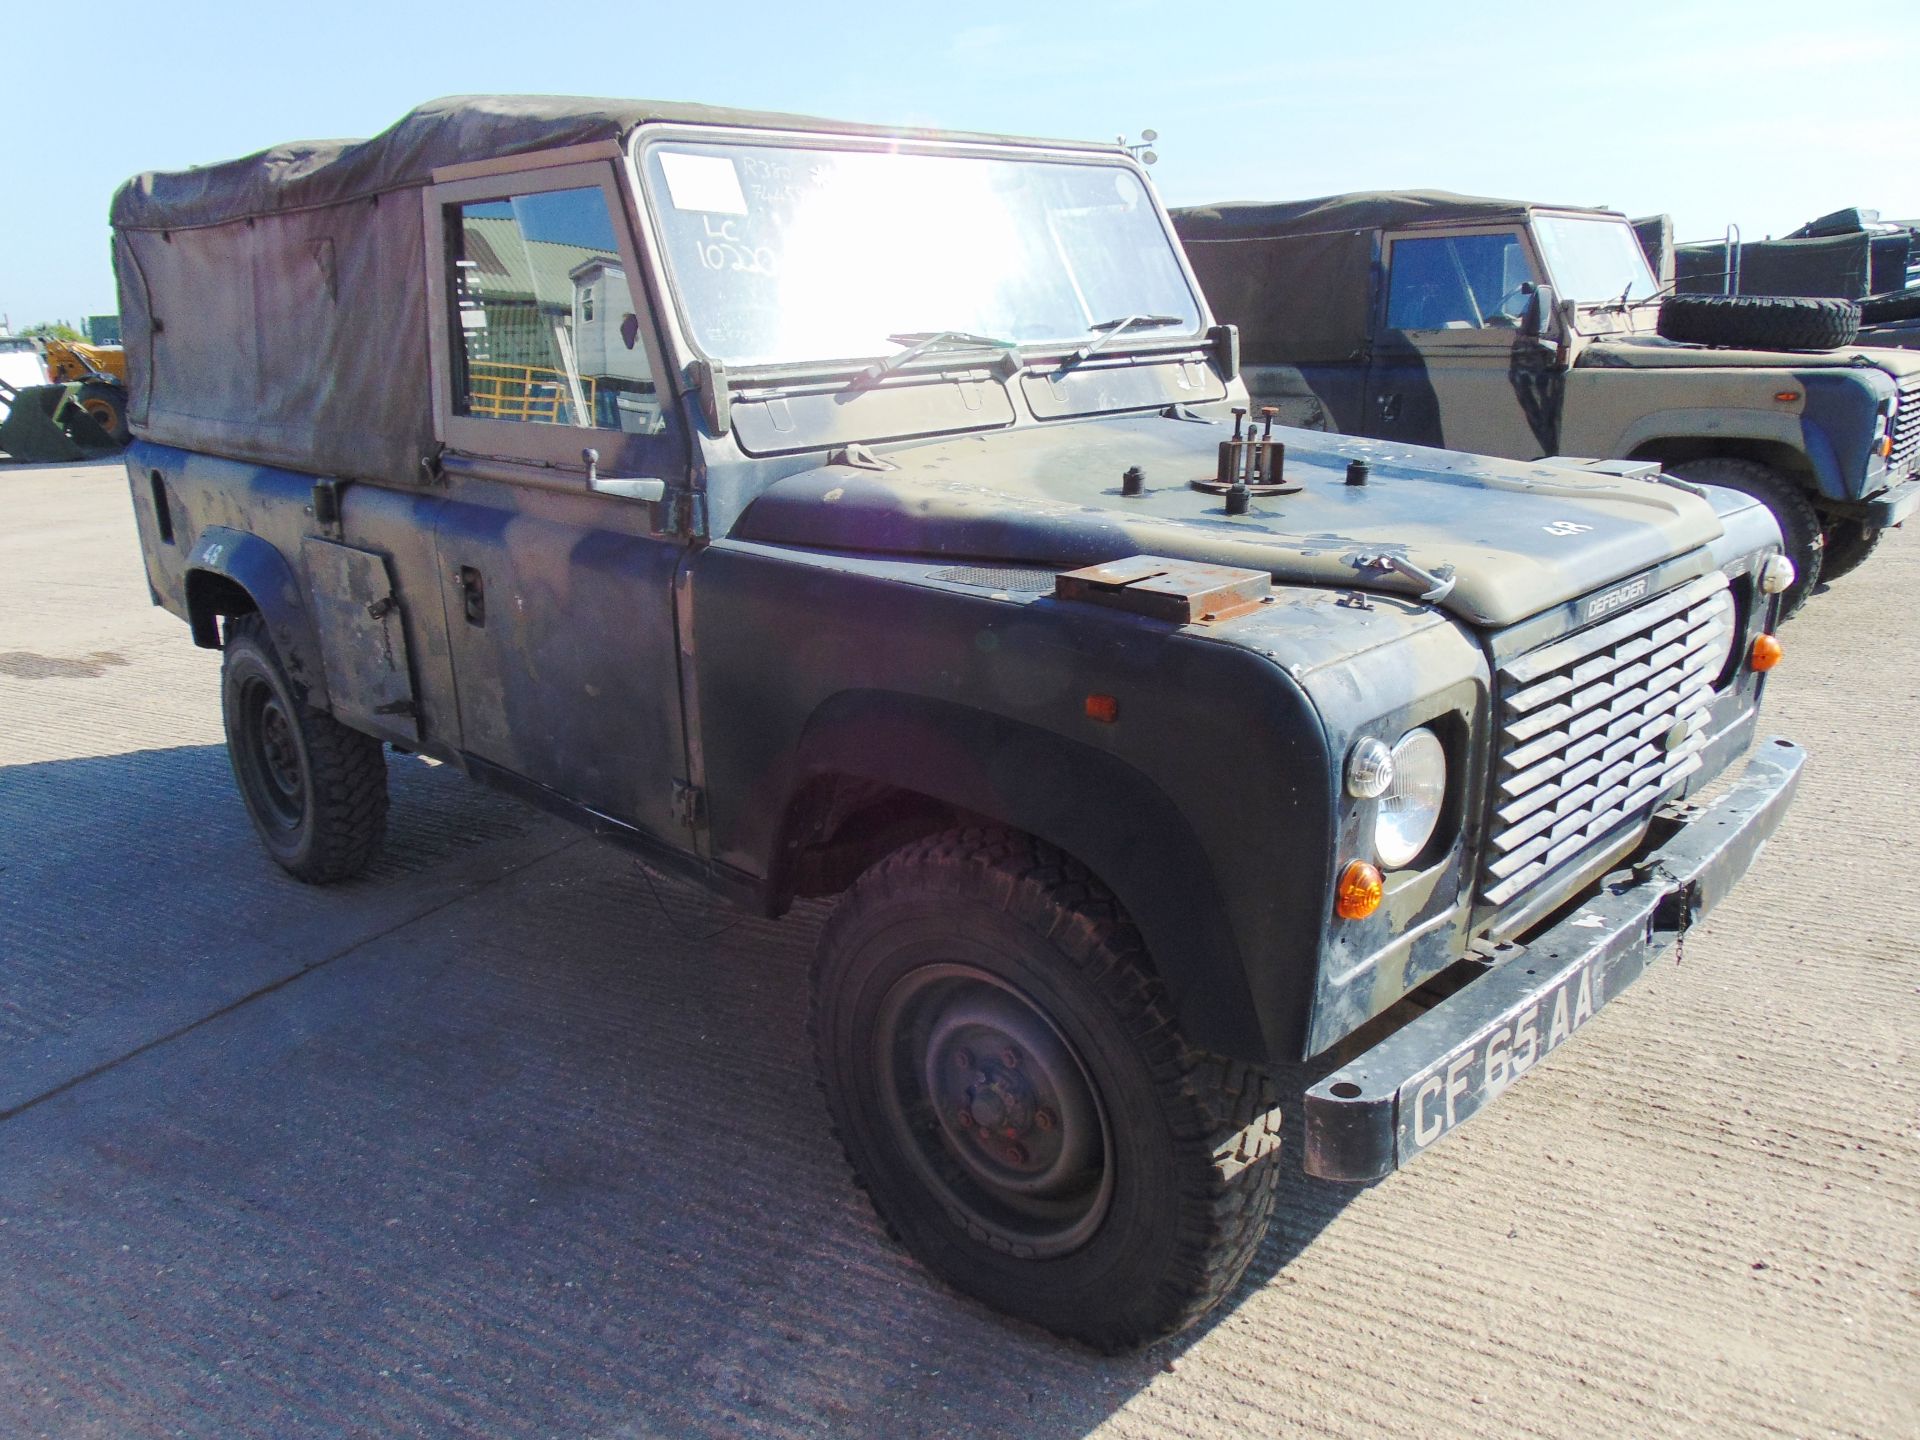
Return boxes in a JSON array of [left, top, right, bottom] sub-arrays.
[[1482, 574, 1734, 906], [1890, 374, 1920, 476]]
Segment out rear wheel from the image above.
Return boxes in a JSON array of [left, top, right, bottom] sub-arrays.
[[812, 828, 1283, 1350], [1667, 457, 1822, 616], [221, 614, 387, 881]]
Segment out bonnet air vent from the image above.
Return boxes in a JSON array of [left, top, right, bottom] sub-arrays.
[[929, 565, 1057, 593]]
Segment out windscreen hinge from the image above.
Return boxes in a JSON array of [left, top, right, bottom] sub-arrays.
[[671, 780, 706, 828], [689, 359, 730, 436]]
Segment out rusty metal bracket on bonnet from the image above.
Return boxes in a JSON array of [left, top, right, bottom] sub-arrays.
[[1053, 556, 1272, 624]]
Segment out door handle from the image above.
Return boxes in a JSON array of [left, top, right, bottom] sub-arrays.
[[455, 565, 485, 625], [590, 474, 668, 503], [583, 446, 667, 503]]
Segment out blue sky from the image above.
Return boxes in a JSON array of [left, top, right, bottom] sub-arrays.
[[2, 0, 1911, 326]]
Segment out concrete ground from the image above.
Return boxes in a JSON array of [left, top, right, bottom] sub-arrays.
[[1, 459, 1914, 1440]]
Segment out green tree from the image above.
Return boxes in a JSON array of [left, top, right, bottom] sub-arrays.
[[19, 321, 82, 342]]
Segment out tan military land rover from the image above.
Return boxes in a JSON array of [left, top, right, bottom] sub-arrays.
[[1175, 191, 1920, 612]]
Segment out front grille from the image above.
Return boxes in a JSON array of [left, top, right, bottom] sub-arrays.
[[1482, 574, 1734, 907], [1890, 374, 1920, 476]]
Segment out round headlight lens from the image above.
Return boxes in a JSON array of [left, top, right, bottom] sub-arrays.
[[1346, 736, 1395, 799], [1374, 727, 1447, 869]]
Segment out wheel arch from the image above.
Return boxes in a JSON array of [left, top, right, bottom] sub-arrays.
[[1626, 431, 1831, 495], [185, 525, 331, 708], [767, 688, 1268, 1061]]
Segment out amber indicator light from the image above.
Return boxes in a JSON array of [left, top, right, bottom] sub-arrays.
[[1084, 693, 1120, 724], [1335, 860, 1384, 920], [1773, 391, 1799, 403], [1750, 634, 1783, 672]]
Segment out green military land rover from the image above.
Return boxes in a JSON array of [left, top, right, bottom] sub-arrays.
[[1174, 192, 1920, 612], [114, 99, 1802, 1348]]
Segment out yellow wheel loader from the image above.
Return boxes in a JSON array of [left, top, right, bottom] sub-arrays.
[[41, 338, 130, 444], [0, 336, 122, 461]]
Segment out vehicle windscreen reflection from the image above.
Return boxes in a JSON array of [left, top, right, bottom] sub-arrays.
[[638, 140, 1200, 368]]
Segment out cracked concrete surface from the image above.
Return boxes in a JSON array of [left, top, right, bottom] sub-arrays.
[[1, 460, 1915, 1439]]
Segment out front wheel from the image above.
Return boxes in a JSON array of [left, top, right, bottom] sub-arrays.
[[77, 382, 129, 445], [221, 613, 388, 882], [812, 828, 1283, 1350], [1667, 456, 1822, 617], [1819, 517, 1884, 583]]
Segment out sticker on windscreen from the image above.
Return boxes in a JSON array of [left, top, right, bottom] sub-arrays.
[[658, 152, 748, 215]]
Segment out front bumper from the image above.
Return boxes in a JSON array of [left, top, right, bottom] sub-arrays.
[[1302, 737, 1805, 1182], [1866, 470, 1920, 527]]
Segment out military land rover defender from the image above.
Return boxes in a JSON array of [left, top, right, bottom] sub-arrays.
[[1174, 192, 1920, 613], [114, 99, 1802, 1349]]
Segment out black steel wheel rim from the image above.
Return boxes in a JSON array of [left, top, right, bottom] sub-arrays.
[[873, 962, 1114, 1258], [236, 674, 306, 833]]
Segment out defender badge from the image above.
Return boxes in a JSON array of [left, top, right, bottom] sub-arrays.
[[1584, 575, 1650, 622]]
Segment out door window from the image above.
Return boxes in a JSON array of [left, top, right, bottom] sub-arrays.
[[1386, 233, 1536, 331], [448, 187, 664, 434]]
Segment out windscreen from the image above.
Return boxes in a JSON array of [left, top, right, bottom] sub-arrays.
[[1534, 215, 1659, 303], [637, 139, 1201, 367]]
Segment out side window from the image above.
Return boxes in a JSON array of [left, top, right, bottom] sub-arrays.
[[1386, 233, 1536, 331], [448, 186, 662, 433]]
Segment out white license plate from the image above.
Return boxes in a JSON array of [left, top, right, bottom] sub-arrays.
[[1396, 956, 1601, 1159]]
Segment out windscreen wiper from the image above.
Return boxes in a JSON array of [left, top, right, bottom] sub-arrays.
[[1590, 279, 1644, 314], [860, 330, 1016, 383], [1070, 313, 1185, 365], [1616, 277, 1683, 311]]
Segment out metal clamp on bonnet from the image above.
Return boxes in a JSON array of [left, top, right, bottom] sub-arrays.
[[1301, 736, 1806, 1184], [1192, 406, 1299, 497], [1350, 552, 1457, 604]]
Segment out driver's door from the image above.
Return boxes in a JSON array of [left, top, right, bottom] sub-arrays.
[[1365, 226, 1560, 459], [422, 157, 695, 846]]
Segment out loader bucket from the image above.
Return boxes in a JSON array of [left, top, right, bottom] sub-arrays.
[[0, 383, 117, 461]]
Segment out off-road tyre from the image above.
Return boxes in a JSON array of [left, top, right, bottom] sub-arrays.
[[1657, 295, 1860, 351], [1819, 517, 1884, 582], [811, 827, 1283, 1351], [1668, 457, 1821, 616], [77, 381, 129, 445], [1860, 289, 1920, 326], [220, 613, 387, 882]]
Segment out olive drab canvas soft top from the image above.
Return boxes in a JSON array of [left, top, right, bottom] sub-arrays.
[[1172, 190, 1608, 367], [109, 94, 1110, 484]]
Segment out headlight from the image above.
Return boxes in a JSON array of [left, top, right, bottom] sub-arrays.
[[1374, 727, 1447, 868], [1758, 553, 1795, 596]]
